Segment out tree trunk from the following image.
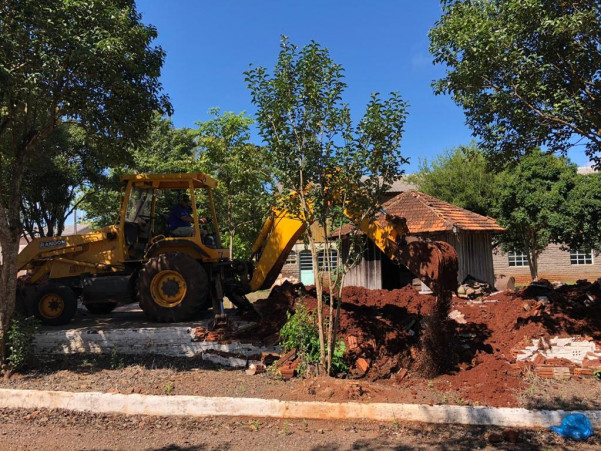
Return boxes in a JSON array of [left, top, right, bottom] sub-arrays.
[[0, 231, 20, 375], [307, 231, 326, 370], [327, 262, 345, 375], [528, 249, 539, 281]]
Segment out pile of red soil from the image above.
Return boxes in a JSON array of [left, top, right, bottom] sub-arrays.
[[248, 279, 601, 406]]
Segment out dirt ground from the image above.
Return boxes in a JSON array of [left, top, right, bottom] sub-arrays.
[[1, 281, 601, 449], [1, 353, 599, 411], [1, 281, 601, 409], [1, 408, 600, 450]]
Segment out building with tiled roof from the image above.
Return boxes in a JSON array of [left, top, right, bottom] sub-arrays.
[[331, 190, 504, 289], [337, 190, 504, 237], [279, 187, 505, 289]]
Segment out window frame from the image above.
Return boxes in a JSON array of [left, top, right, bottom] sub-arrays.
[[570, 249, 593, 265], [285, 251, 297, 265], [317, 249, 338, 271], [507, 250, 528, 267]]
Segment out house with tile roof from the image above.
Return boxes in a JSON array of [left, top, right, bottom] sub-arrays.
[[278, 188, 505, 289], [277, 176, 420, 287], [339, 190, 504, 289]]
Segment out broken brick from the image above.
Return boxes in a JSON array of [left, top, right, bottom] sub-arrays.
[[356, 358, 370, 375], [245, 363, 266, 375], [347, 335, 358, 351], [396, 368, 408, 381], [574, 367, 594, 376], [532, 353, 546, 365]]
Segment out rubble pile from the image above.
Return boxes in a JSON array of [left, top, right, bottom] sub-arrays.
[[245, 279, 601, 403], [457, 276, 493, 299]]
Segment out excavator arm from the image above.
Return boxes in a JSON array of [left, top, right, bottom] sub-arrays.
[[248, 208, 306, 291], [248, 204, 458, 298]]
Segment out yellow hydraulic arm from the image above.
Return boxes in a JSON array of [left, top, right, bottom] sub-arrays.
[[249, 208, 306, 291], [248, 204, 458, 298]]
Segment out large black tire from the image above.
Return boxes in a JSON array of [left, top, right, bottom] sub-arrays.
[[84, 302, 118, 315], [137, 253, 209, 322], [32, 284, 77, 326]]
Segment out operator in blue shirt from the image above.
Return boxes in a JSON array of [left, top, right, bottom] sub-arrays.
[[168, 194, 207, 237]]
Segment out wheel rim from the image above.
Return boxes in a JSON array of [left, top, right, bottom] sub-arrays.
[[39, 293, 65, 319], [150, 270, 187, 308]]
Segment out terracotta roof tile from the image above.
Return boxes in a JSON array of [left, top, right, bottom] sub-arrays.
[[333, 190, 505, 236]]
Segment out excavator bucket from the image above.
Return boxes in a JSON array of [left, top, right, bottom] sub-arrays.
[[390, 237, 459, 299]]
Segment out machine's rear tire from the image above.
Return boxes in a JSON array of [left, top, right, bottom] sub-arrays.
[[84, 302, 118, 315], [137, 253, 209, 322], [32, 284, 77, 326]]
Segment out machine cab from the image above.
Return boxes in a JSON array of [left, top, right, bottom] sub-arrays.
[[119, 173, 228, 262]]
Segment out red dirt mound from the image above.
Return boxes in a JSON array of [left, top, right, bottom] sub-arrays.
[[249, 280, 601, 406]]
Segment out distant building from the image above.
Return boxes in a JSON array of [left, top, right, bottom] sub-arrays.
[[279, 187, 505, 289], [492, 167, 601, 284]]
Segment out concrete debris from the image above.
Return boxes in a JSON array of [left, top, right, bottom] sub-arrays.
[[448, 310, 467, 324], [457, 275, 493, 299], [201, 352, 248, 369], [514, 335, 601, 379], [245, 362, 266, 375], [494, 275, 515, 292]]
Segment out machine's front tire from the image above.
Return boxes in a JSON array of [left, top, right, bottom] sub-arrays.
[[84, 302, 118, 315], [32, 284, 78, 326], [137, 253, 209, 322]]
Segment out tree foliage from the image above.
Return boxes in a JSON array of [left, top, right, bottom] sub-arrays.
[[409, 143, 496, 216], [193, 109, 272, 259], [558, 171, 601, 252], [492, 149, 578, 280], [430, 0, 601, 166], [19, 124, 106, 239], [246, 37, 408, 374], [0, 0, 170, 370], [79, 113, 196, 228]]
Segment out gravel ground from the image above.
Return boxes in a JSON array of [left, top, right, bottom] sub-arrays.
[[1, 354, 600, 410], [1, 408, 599, 450]]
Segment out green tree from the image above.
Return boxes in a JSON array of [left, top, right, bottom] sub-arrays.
[[430, 1, 601, 166], [0, 0, 170, 370], [409, 143, 497, 216], [19, 124, 105, 239], [246, 37, 408, 374], [492, 149, 578, 280], [80, 114, 195, 228], [193, 109, 272, 259], [557, 171, 601, 253]]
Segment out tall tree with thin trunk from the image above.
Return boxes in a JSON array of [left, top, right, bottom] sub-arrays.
[[246, 37, 408, 374], [0, 0, 170, 371]]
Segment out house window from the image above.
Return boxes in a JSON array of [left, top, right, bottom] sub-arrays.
[[570, 249, 593, 265], [285, 251, 297, 265], [508, 251, 528, 267], [318, 249, 338, 270]]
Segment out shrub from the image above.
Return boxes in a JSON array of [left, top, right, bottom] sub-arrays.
[[7, 315, 39, 371], [279, 303, 348, 374]]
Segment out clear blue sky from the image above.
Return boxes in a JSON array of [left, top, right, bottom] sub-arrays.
[[136, 0, 591, 171]]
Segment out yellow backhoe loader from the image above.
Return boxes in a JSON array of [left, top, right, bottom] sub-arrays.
[[16, 172, 458, 326]]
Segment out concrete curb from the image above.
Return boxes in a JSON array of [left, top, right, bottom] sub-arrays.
[[1, 388, 600, 428]]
